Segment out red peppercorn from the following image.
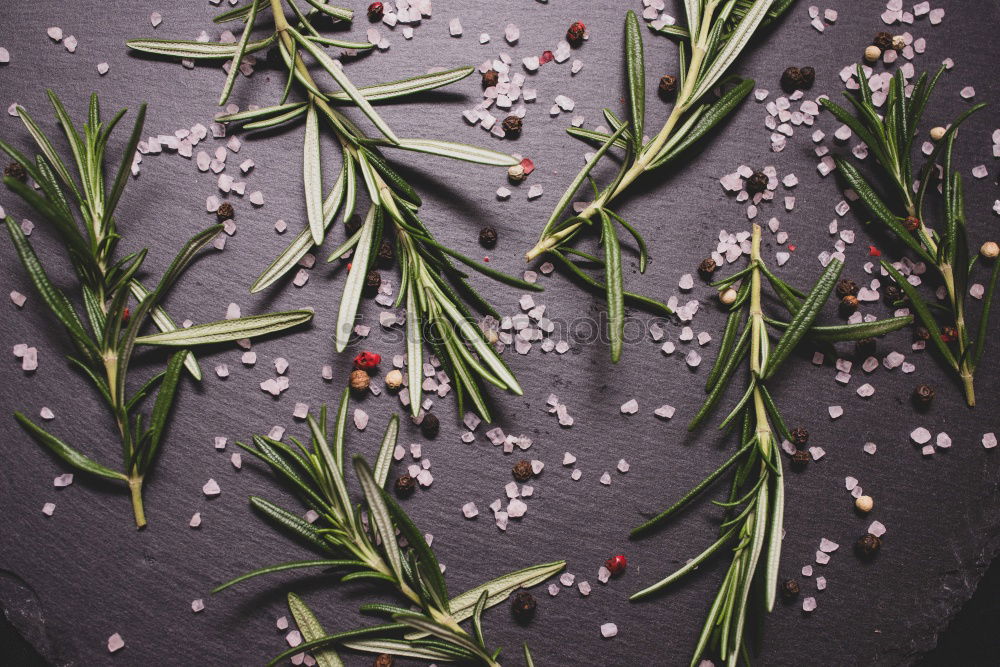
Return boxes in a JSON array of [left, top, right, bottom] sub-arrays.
[[539, 50, 555, 65], [367, 2, 384, 21], [566, 21, 586, 45], [353, 351, 381, 370], [519, 157, 535, 175], [121, 307, 131, 324], [605, 554, 627, 576]]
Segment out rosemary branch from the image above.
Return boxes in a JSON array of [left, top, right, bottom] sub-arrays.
[[629, 224, 910, 665], [216, 388, 565, 666], [1, 93, 312, 527], [822, 65, 998, 406], [129, 0, 537, 422], [525, 2, 797, 361]]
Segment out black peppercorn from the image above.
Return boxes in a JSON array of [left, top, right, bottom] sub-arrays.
[[3, 161, 26, 182], [745, 170, 769, 195], [791, 449, 810, 468], [884, 284, 904, 305], [872, 31, 894, 51], [377, 240, 395, 267], [836, 279, 859, 299], [780, 66, 814, 92], [394, 474, 416, 497], [840, 294, 859, 314], [501, 115, 522, 137], [367, 2, 384, 22], [364, 269, 382, 296], [658, 74, 678, 97], [913, 383, 935, 406], [373, 655, 393, 667], [566, 21, 586, 46], [914, 326, 930, 341], [789, 427, 809, 448], [482, 69, 499, 88], [512, 459, 533, 482], [479, 226, 498, 249], [855, 533, 881, 558], [855, 337, 877, 357], [781, 578, 801, 600], [511, 590, 536, 623], [698, 257, 717, 278], [420, 412, 440, 439], [216, 201, 235, 222]]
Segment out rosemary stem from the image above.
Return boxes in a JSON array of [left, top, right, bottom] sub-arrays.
[[128, 474, 146, 529]]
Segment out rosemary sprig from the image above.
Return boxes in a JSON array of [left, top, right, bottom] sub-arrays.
[[821, 65, 996, 406], [629, 225, 910, 665], [1, 93, 312, 527], [128, 0, 538, 422], [215, 388, 565, 666], [525, 3, 797, 361]]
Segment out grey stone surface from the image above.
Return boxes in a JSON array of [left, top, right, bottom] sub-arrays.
[[0, 1, 998, 665]]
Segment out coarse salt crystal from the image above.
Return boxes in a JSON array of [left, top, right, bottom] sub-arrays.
[[203, 478, 221, 496], [107, 633, 125, 653], [600, 623, 618, 638]]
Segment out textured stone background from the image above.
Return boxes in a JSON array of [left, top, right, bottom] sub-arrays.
[[0, 1, 998, 665]]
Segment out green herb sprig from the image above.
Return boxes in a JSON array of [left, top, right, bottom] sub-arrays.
[[128, 0, 538, 422], [822, 65, 997, 406], [1, 93, 313, 527], [629, 224, 911, 665], [525, 3, 797, 361], [215, 388, 565, 666]]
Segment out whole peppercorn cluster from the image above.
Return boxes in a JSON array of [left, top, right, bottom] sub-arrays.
[[512, 459, 533, 482], [364, 269, 382, 296], [698, 257, 717, 279], [501, 115, 522, 137], [511, 590, 536, 623], [349, 369, 370, 393], [855, 533, 881, 558], [744, 170, 769, 195], [913, 383, 935, 407], [780, 66, 815, 92], [781, 578, 801, 600], [481, 69, 499, 88], [367, 2, 384, 21], [566, 21, 586, 46], [658, 74, 678, 98], [835, 278, 858, 299], [3, 161, 26, 182], [789, 427, 809, 447], [420, 412, 440, 439], [216, 201, 235, 222], [394, 473, 416, 498], [872, 31, 894, 51], [479, 225, 498, 248]]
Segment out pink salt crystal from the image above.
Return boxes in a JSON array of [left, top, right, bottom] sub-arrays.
[[802, 597, 817, 612], [816, 576, 827, 591], [231, 453, 242, 469], [571, 469, 582, 481], [910, 427, 931, 444], [620, 399, 638, 414], [815, 551, 830, 565], [600, 623, 618, 638], [921, 444, 935, 457], [42, 502, 55, 516], [869, 521, 886, 537], [192, 599, 205, 613], [286, 630, 302, 647], [40, 407, 55, 420], [828, 405, 843, 419], [54, 473, 73, 487], [819, 538, 839, 553], [190, 512, 202, 528], [107, 633, 125, 653], [276, 616, 289, 631], [599, 472, 611, 486], [598, 566, 612, 583], [864, 442, 877, 455], [801, 565, 813, 577], [983, 433, 998, 449], [507, 499, 527, 518], [808, 447, 825, 461], [578, 581, 592, 595], [203, 478, 221, 496], [10, 290, 26, 307]]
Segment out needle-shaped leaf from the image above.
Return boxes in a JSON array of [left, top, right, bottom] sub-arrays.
[[600, 209, 625, 363], [287, 593, 345, 667], [972, 259, 1000, 368], [300, 0, 353, 21], [881, 260, 958, 368], [442, 561, 566, 625], [129, 281, 201, 380], [217, 103, 308, 124], [14, 412, 125, 481], [288, 27, 399, 144], [326, 66, 474, 103], [387, 138, 519, 166], [218, 0, 259, 105], [334, 205, 377, 352], [373, 414, 399, 488], [690, 0, 775, 102], [126, 35, 275, 60], [138, 350, 186, 470], [353, 457, 404, 582], [337, 639, 457, 663], [105, 103, 147, 225], [304, 102, 325, 244], [135, 310, 312, 346], [249, 496, 330, 552], [624, 10, 645, 153], [471, 590, 488, 651], [763, 259, 843, 379], [631, 527, 739, 600], [214, 560, 362, 593], [405, 287, 423, 418], [764, 450, 784, 612]]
